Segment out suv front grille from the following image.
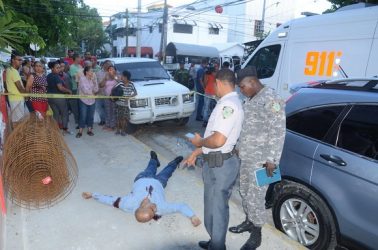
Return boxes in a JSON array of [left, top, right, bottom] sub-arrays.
[[155, 96, 178, 106]]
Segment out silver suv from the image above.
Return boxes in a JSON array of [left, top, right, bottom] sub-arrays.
[[271, 78, 378, 250]]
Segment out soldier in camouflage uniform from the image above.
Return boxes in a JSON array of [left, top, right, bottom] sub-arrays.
[[174, 62, 191, 89], [229, 66, 286, 249]]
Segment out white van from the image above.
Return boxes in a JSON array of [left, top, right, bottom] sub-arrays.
[[101, 57, 195, 125], [242, 4, 378, 99]]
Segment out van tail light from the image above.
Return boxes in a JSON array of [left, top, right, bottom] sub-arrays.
[[285, 92, 298, 103]]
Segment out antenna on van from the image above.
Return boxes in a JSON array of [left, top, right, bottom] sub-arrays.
[[338, 65, 348, 78]]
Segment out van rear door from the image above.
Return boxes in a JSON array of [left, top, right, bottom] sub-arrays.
[[244, 42, 285, 91], [366, 18, 378, 77]]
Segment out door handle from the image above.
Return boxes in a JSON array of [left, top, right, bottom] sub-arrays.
[[320, 154, 347, 166]]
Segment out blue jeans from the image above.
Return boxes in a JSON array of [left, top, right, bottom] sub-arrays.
[[203, 96, 216, 122], [79, 100, 96, 129], [95, 99, 106, 123], [134, 159, 178, 188], [195, 82, 204, 120]]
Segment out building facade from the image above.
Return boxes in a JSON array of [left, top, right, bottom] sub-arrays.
[[108, 0, 331, 57]]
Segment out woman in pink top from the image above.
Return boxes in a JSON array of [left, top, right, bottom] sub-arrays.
[[102, 65, 117, 130], [76, 66, 98, 138]]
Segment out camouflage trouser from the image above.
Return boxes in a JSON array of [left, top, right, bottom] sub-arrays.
[[239, 160, 269, 226]]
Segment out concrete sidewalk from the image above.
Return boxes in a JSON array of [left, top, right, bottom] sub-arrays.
[[3, 125, 306, 250]]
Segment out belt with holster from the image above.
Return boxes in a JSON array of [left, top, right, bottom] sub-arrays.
[[203, 150, 235, 168]]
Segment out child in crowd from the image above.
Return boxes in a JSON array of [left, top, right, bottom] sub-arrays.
[[112, 70, 137, 136]]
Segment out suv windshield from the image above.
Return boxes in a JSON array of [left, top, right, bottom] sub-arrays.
[[115, 61, 170, 81]]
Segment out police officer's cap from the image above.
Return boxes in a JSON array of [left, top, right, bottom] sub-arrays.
[[237, 66, 257, 84]]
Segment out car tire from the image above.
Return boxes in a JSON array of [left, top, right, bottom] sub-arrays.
[[272, 180, 337, 250]]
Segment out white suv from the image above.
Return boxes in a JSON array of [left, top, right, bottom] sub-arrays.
[[102, 57, 195, 125]]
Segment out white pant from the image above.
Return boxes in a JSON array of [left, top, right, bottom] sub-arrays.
[[9, 101, 27, 122]]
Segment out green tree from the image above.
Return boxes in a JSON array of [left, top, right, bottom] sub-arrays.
[[3, 0, 106, 56], [326, 0, 378, 12], [75, 6, 108, 56], [0, 0, 45, 53]]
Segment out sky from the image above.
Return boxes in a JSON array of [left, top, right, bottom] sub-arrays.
[[84, 0, 193, 17], [84, 0, 332, 18]]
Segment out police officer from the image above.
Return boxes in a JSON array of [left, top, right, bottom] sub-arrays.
[[228, 66, 286, 249], [183, 69, 244, 250], [174, 61, 191, 89]]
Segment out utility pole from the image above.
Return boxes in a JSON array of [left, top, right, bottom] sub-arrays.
[[125, 8, 129, 57], [159, 0, 168, 63], [261, 0, 266, 35], [109, 16, 113, 57], [136, 0, 141, 57]]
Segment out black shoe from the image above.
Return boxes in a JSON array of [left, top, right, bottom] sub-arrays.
[[198, 240, 210, 249], [173, 156, 184, 165], [229, 218, 254, 234], [265, 201, 273, 209], [99, 121, 105, 126], [240, 227, 262, 250], [150, 151, 160, 167]]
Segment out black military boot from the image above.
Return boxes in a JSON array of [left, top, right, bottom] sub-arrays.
[[240, 226, 262, 250], [229, 217, 254, 234]]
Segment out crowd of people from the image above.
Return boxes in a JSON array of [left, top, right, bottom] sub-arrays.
[[4, 50, 136, 138], [174, 59, 232, 128]]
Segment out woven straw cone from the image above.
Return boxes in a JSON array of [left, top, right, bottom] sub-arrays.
[[2, 113, 78, 209]]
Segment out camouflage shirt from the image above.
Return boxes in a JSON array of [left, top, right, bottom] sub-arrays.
[[238, 87, 286, 165], [174, 69, 190, 87]]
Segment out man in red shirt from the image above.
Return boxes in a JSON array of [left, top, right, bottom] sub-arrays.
[[202, 63, 219, 127], [63, 49, 74, 65]]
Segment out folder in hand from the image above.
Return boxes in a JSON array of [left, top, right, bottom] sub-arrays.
[[254, 166, 281, 187]]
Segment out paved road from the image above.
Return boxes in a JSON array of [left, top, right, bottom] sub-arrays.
[[3, 118, 306, 250]]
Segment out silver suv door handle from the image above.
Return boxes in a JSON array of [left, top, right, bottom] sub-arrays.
[[320, 154, 347, 166]]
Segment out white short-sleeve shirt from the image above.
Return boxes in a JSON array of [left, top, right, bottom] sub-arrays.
[[202, 91, 244, 154]]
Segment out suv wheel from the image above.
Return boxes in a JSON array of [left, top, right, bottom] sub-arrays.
[[272, 181, 337, 250]]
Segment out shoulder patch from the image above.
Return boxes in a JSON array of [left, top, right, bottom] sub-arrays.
[[222, 106, 234, 119], [271, 101, 281, 112]]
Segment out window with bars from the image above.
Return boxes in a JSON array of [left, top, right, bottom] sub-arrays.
[[173, 24, 193, 34], [209, 27, 219, 35], [254, 20, 263, 35]]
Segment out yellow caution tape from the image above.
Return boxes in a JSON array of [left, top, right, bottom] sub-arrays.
[[0, 91, 217, 100], [0, 92, 124, 99]]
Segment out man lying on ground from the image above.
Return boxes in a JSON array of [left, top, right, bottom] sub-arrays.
[[82, 151, 201, 227]]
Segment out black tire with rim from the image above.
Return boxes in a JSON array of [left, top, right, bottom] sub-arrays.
[[272, 180, 337, 250]]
